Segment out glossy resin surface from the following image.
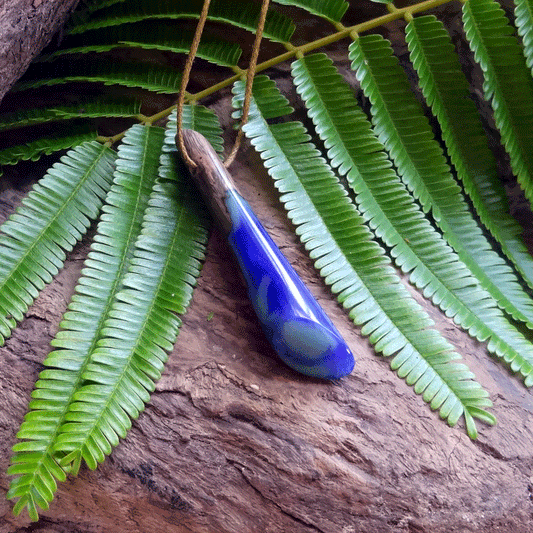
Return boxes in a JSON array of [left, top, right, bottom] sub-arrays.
[[225, 189, 355, 379]]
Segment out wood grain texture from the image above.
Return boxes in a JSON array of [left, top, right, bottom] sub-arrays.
[[181, 128, 236, 236], [0, 0, 80, 104], [1, 112, 533, 532], [1, 1, 533, 531]]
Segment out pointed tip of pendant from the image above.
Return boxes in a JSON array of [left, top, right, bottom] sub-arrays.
[[318, 343, 356, 380]]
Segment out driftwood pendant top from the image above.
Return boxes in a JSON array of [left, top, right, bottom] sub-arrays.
[[179, 129, 355, 379]]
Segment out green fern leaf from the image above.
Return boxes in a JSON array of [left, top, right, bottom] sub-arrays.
[[0, 99, 141, 133], [462, 0, 533, 206], [350, 34, 533, 330], [405, 15, 533, 291], [67, 0, 295, 43], [0, 142, 115, 349], [8, 106, 221, 520], [235, 75, 495, 438], [515, 0, 533, 70], [53, 136, 208, 473], [272, 0, 348, 22], [0, 125, 97, 166], [292, 52, 533, 385], [45, 24, 241, 67], [13, 59, 183, 95], [6, 125, 161, 521], [164, 107, 225, 157]]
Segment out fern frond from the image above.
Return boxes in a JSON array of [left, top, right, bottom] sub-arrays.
[[272, 0, 348, 22], [0, 99, 141, 133], [13, 59, 183, 95], [462, 0, 533, 206], [292, 52, 533, 385], [514, 0, 533, 70], [164, 106, 225, 157], [0, 125, 97, 166], [235, 75, 495, 438], [405, 15, 533, 291], [45, 25, 241, 67], [350, 34, 533, 329], [0, 142, 115, 350], [8, 106, 221, 520], [53, 171, 207, 473], [6, 126, 162, 520], [67, 0, 295, 43]]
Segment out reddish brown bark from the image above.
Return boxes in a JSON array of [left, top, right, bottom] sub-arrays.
[[1, 126, 533, 532], [0, 0, 79, 103], [0, 1, 533, 531]]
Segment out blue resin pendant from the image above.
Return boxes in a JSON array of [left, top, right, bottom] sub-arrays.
[[180, 129, 354, 379]]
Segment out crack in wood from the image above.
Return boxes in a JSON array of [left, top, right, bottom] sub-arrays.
[[227, 459, 328, 533]]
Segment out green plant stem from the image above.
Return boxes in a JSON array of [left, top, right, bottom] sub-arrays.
[[194, 0, 458, 97], [98, 0, 459, 145]]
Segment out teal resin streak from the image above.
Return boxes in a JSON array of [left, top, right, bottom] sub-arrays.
[[225, 190, 355, 379]]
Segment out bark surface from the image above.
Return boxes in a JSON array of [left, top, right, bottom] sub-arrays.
[[0, 0, 79, 103], [1, 1, 533, 532], [1, 137, 532, 532]]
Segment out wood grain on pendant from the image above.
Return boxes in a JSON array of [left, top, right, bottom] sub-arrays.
[[180, 128, 235, 236], [178, 128, 355, 380]]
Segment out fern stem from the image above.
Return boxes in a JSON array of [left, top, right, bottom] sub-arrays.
[[94, 0, 459, 147], [157, 1, 461, 114]]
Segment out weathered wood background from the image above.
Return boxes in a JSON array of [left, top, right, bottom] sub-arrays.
[[0, 0, 80, 102], [1, 1, 533, 532]]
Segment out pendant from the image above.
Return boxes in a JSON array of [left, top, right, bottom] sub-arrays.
[[180, 129, 355, 379]]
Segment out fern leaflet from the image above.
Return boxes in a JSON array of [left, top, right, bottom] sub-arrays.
[[514, 0, 533, 71], [45, 24, 242, 67], [169, 106, 224, 155], [0, 99, 141, 133], [462, 0, 533, 206], [66, 0, 295, 43], [350, 34, 533, 329], [292, 52, 533, 385], [0, 142, 115, 348], [235, 75, 495, 438], [0, 124, 97, 166], [272, 0, 348, 21], [405, 15, 533, 291], [13, 59, 183, 95]]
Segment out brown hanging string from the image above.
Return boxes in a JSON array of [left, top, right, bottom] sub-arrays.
[[223, 0, 270, 168], [176, 0, 270, 169], [176, 0, 212, 169]]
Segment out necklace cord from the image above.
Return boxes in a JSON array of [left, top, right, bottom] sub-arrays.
[[223, 0, 270, 168], [176, 0, 270, 169], [176, 0, 212, 168]]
